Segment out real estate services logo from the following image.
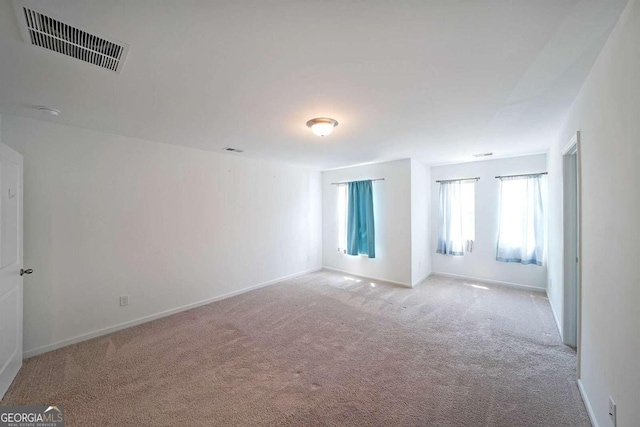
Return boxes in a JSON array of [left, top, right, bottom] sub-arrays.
[[0, 405, 64, 427]]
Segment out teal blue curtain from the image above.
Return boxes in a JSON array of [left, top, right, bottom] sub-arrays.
[[347, 180, 375, 258]]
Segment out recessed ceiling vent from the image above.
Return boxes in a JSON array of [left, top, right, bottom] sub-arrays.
[[473, 152, 493, 158], [223, 147, 244, 153], [13, 1, 130, 73]]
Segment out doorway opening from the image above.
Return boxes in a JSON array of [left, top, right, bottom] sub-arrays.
[[562, 132, 581, 364]]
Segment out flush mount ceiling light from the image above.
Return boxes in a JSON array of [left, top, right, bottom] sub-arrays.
[[37, 106, 61, 116], [306, 117, 338, 137]]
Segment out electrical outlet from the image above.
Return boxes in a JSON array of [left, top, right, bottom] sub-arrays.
[[609, 396, 616, 426], [119, 295, 129, 307]]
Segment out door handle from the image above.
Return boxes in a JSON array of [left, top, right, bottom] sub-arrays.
[[20, 268, 33, 276]]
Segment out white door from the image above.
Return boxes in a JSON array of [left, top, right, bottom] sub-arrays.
[[0, 142, 24, 398]]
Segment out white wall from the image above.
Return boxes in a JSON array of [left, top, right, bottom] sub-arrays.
[[430, 154, 548, 290], [1, 115, 322, 357], [411, 160, 431, 285], [322, 159, 412, 286], [547, 1, 640, 425], [547, 142, 566, 337]]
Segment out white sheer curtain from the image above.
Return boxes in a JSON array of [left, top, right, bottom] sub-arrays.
[[436, 181, 466, 256], [496, 175, 546, 265]]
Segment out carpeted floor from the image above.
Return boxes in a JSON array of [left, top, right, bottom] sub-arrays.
[[1, 270, 589, 426]]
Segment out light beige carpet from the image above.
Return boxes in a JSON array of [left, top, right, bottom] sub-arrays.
[[1, 270, 589, 426]]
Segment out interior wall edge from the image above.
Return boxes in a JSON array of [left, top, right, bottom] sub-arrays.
[[412, 272, 431, 288], [547, 290, 564, 339]]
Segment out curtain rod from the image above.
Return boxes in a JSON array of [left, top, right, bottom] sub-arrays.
[[495, 172, 548, 179], [331, 178, 385, 185], [435, 177, 480, 183]]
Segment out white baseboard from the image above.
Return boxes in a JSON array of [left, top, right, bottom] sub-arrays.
[[430, 271, 546, 293], [322, 267, 412, 288], [547, 292, 564, 340], [23, 267, 322, 359], [578, 379, 598, 427]]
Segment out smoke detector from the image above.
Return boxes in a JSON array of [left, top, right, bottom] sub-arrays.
[[12, 0, 130, 74]]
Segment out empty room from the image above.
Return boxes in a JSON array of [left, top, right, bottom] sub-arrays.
[[0, 0, 638, 426]]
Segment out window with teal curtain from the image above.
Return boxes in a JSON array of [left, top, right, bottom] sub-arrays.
[[347, 180, 375, 258]]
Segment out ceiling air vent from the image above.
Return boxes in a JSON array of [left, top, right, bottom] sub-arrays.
[[473, 152, 493, 158], [12, 1, 130, 73], [223, 147, 244, 153]]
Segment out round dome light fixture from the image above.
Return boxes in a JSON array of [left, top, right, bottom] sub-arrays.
[[306, 117, 338, 137]]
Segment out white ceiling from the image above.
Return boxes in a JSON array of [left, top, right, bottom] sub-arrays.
[[0, 0, 628, 169]]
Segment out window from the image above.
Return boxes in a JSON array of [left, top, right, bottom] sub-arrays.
[[436, 180, 475, 255], [496, 175, 546, 265], [337, 180, 376, 258], [337, 184, 348, 253], [460, 182, 475, 245]]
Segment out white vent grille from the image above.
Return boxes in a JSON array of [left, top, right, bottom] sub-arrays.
[[13, 2, 129, 73]]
